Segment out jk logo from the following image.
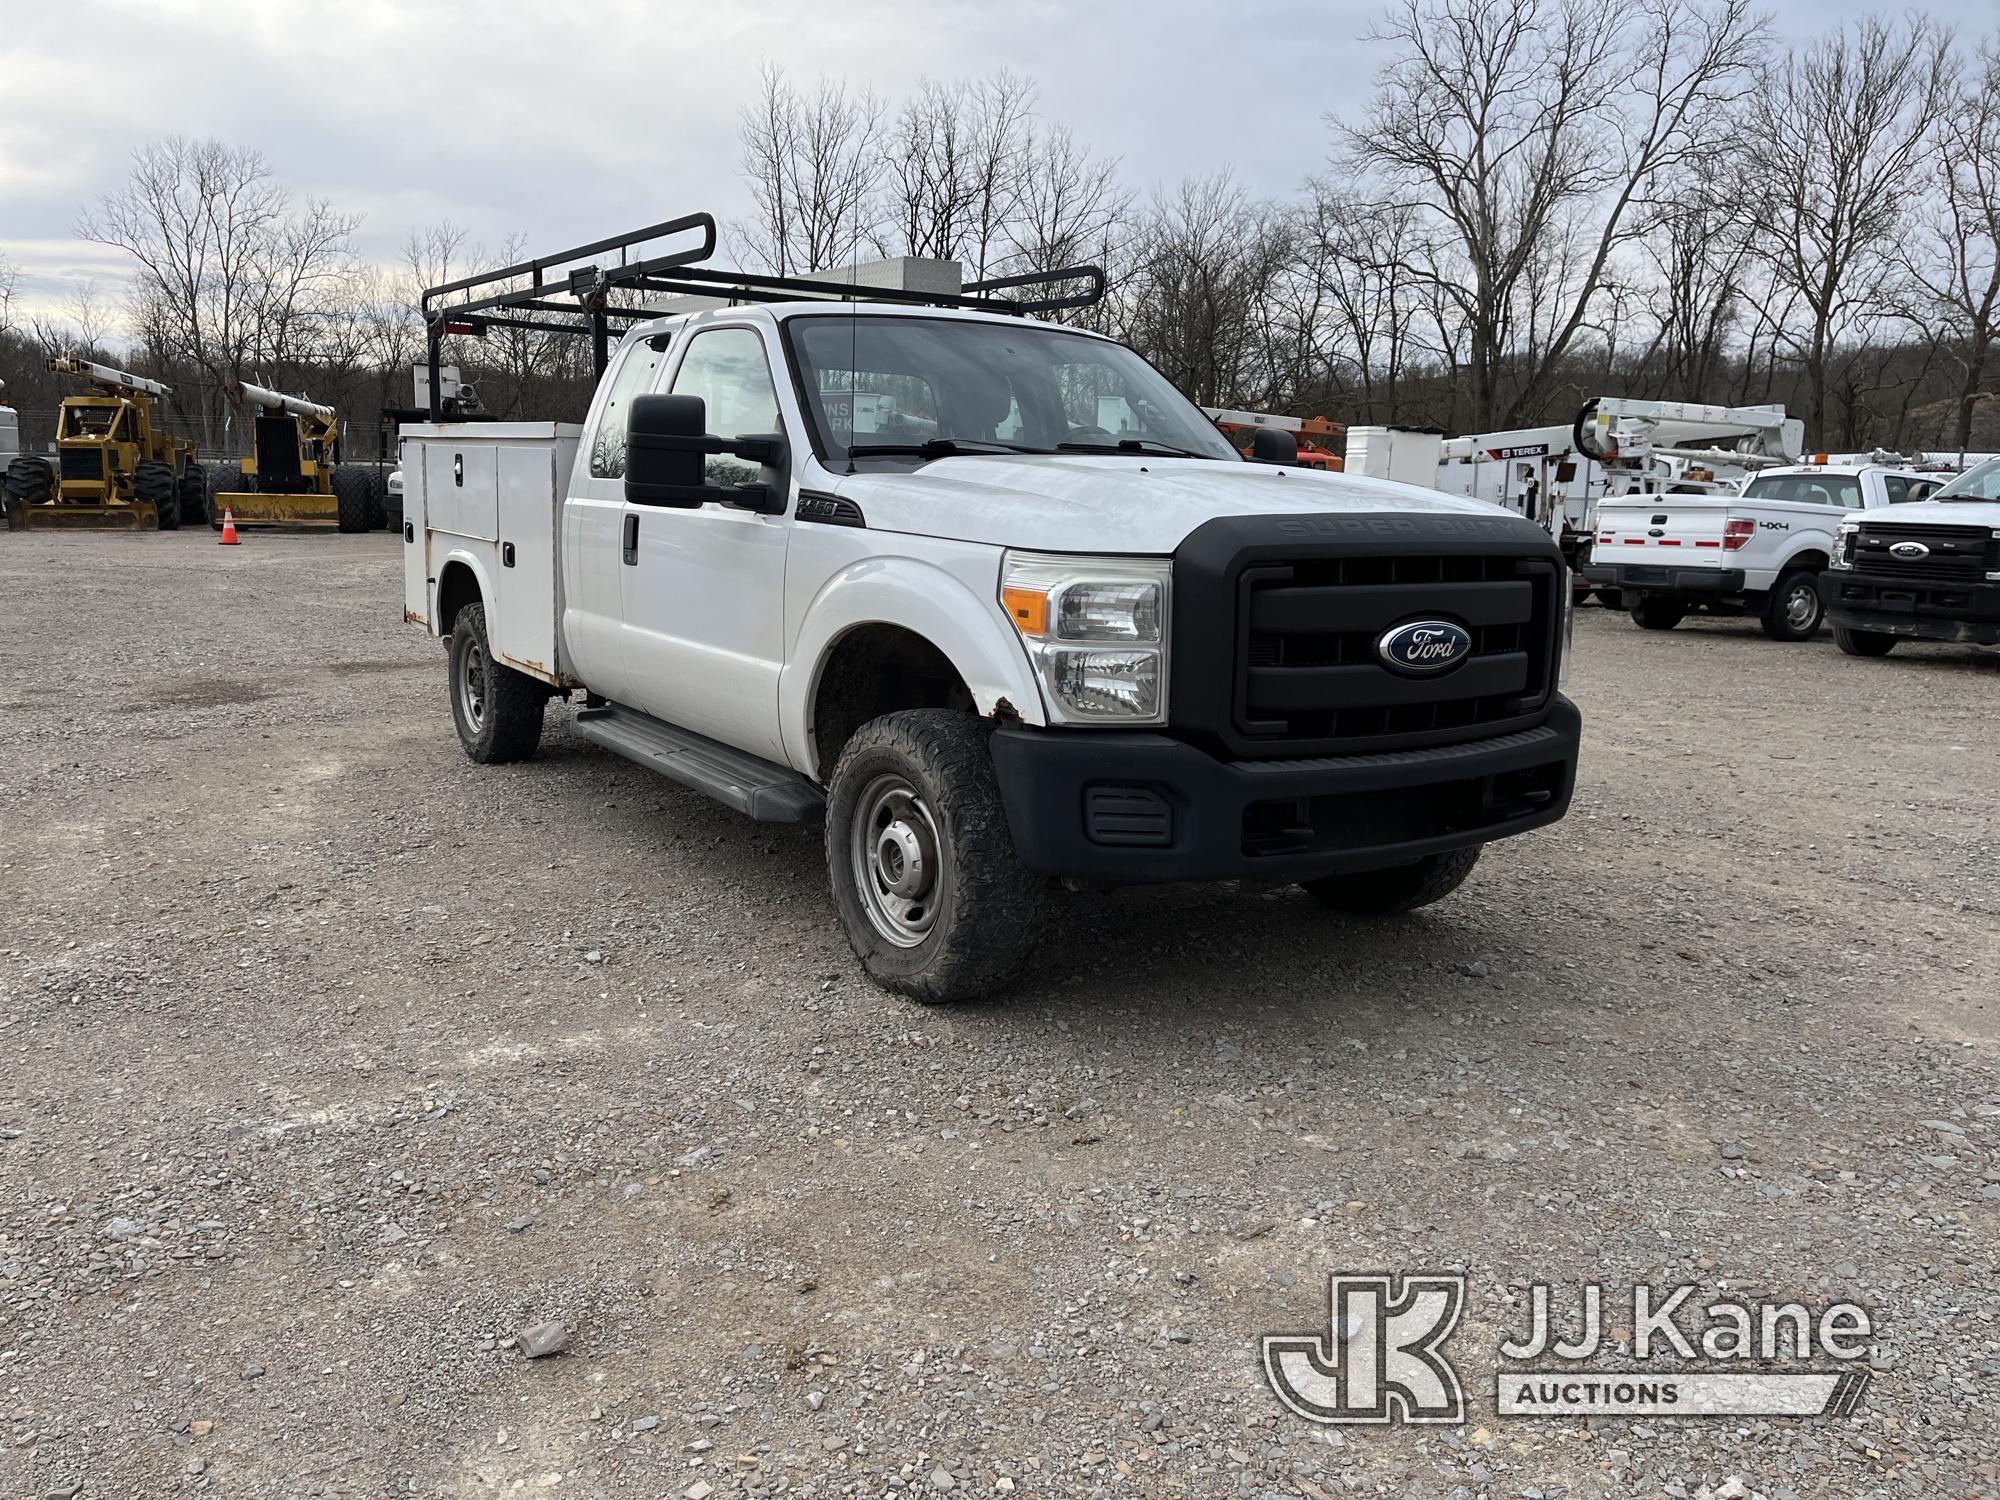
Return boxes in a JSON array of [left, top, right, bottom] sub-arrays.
[[1262, 1273, 1466, 1425]]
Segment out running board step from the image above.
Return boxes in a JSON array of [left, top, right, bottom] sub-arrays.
[[572, 705, 824, 823]]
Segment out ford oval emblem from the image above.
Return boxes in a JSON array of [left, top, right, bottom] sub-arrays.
[[1378, 619, 1472, 675], [1889, 540, 1929, 560]]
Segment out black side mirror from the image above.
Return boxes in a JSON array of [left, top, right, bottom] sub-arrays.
[[625, 394, 789, 513], [718, 433, 789, 515], [1249, 427, 1298, 465], [626, 394, 708, 508]]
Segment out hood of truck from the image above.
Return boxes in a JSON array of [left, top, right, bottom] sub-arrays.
[[1861, 498, 2000, 528], [829, 454, 1514, 552]]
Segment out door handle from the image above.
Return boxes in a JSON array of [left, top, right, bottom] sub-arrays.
[[622, 512, 639, 566]]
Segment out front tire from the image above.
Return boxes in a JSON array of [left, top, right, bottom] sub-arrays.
[[1629, 598, 1685, 631], [1301, 846, 1482, 915], [447, 603, 545, 763], [136, 458, 179, 530], [1834, 624, 1896, 657], [1760, 568, 1824, 641], [825, 709, 1044, 1003]]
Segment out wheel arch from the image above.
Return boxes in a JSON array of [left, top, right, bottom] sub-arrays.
[[433, 552, 491, 640], [783, 558, 1046, 781]]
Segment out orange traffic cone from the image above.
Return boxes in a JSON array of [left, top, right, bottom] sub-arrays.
[[218, 508, 240, 545]]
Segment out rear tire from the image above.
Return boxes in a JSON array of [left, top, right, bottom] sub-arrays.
[[178, 462, 209, 527], [825, 709, 1045, 1004], [1760, 568, 1824, 642], [1834, 625, 1896, 658], [136, 459, 179, 530], [447, 603, 545, 763], [366, 468, 388, 529], [333, 465, 374, 533], [1301, 846, 1483, 915], [1630, 598, 1686, 631]]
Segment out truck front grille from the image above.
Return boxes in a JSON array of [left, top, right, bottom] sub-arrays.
[[1235, 553, 1557, 746], [59, 448, 104, 481], [1852, 523, 1993, 585]]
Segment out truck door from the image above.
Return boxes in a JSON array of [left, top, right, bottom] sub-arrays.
[[619, 324, 792, 764], [565, 335, 672, 704]]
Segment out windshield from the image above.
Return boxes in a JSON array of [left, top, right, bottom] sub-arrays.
[[1931, 456, 2000, 501], [786, 315, 1238, 464], [1740, 472, 1862, 508]]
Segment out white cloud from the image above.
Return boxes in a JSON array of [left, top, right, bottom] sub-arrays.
[[5, 0, 1993, 332]]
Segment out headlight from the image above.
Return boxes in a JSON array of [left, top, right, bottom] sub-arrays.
[[1832, 523, 1858, 569], [1001, 552, 1170, 724]]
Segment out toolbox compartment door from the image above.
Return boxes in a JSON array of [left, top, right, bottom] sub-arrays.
[[489, 442, 564, 681], [401, 442, 428, 626]]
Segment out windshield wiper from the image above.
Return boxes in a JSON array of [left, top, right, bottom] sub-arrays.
[[1056, 438, 1213, 459], [846, 438, 1041, 459]]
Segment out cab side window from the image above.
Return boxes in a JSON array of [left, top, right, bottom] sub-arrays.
[[588, 338, 669, 479], [671, 328, 782, 488], [1882, 476, 1911, 504]]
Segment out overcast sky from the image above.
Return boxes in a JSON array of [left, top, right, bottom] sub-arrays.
[[4, 0, 1993, 328]]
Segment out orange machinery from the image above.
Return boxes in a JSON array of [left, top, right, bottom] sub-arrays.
[[1204, 407, 1344, 470]]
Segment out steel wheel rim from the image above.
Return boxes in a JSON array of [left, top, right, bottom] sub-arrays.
[[1786, 581, 1818, 630], [850, 773, 943, 948], [459, 638, 487, 730]]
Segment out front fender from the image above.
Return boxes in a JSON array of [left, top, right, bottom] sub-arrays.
[[781, 555, 1046, 778]]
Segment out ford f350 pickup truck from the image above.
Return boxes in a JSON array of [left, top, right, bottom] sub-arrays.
[[1820, 455, 2000, 655], [402, 216, 1580, 1001]]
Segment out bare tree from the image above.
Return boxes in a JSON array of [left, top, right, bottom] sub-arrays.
[[1904, 34, 2000, 457], [78, 137, 360, 446], [1747, 17, 1957, 445], [1346, 0, 1766, 426], [875, 72, 1036, 278], [1118, 175, 1296, 408], [30, 281, 114, 358], [0, 254, 17, 341], [1630, 144, 1758, 398], [1007, 124, 1129, 276], [736, 66, 883, 274]]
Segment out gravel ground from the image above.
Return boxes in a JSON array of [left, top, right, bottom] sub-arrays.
[[1, 529, 1995, 1500]]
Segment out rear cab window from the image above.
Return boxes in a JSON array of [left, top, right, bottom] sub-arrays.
[[1740, 473, 1863, 508], [589, 334, 673, 479]]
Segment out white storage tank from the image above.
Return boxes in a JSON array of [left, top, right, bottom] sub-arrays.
[[1345, 426, 1444, 487]]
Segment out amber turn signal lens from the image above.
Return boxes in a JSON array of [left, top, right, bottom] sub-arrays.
[[1002, 585, 1049, 638]]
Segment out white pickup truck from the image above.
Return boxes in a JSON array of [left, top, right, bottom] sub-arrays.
[[401, 228, 1580, 1001], [1582, 462, 1943, 640], [1819, 456, 2000, 655]]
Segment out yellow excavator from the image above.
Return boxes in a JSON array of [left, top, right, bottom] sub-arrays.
[[212, 380, 382, 531], [3, 355, 208, 531]]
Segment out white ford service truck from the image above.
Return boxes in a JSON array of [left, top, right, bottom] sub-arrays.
[[401, 217, 1581, 1001], [1583, 462, 1942, 641]]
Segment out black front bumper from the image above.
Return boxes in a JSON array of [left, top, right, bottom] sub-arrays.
[[1582, 562, 1744, 595], [1818, 570, 2000, 645], [990, 697, 1581, 886]]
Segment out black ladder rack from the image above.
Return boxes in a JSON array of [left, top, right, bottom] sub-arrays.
[[418, 211, 1105, 419]]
